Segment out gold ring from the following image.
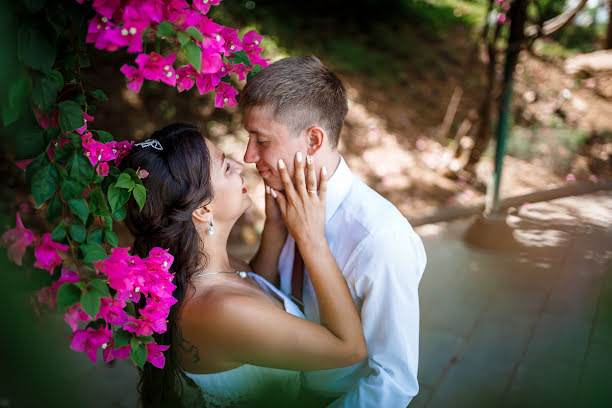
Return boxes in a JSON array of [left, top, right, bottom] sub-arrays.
[[307, 189, 318, 194]]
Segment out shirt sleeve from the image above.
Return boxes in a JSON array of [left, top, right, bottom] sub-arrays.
[[329, 225, 426, 408]]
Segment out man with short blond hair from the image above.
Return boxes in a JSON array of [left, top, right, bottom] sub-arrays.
[[241, 56, 426, 407]]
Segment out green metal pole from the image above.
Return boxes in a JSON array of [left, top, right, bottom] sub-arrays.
[[491, 79, 513, 214]]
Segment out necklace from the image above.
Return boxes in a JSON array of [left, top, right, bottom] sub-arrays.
[[192, 269, 248, 279]]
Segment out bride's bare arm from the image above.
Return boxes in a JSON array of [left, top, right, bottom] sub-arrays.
[[182, 153, 366, 371]]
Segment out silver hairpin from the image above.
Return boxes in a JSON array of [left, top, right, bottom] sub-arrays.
[[135, 139, 163, 151]]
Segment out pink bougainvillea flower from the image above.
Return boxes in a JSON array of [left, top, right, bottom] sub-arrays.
[[136, 168, 149, 179], [195, 72, 221, 95], [1, 213, 36, 266], [135, 52, 176, 83], [15, 159, 33, 171], [146, 342, 170, 368], [201, 51, 224, 74], [96, 297, 128, 325], [76, 112, 94, 135], [96, 161, 110, 177], [124, 315, 155, 337], [38, 268, 81, 309], [33, 107, 59, 129], [91, 0, 121, 19], [214, 81, 238, 107], [82, 132, 117, 166], [230, 63, 250, 81], [242, 30, 263, 55], [141, 0, 164, 23], [65, 304, 92, 332], [70, 326, 112, 362], [120, 64, 144, 92], [498, 13, 507, 24], [219, 26, 243, 56], [103, 339, 131, 363], [108, 140, 134, 166], [192, 0, 222, 15], [34, 233, 69, 273], [175, 66, 196, 92]]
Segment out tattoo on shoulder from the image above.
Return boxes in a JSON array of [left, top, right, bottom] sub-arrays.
[[175, 324, 201, 364]]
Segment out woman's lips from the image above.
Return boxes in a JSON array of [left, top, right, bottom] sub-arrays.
[[242, 188, 247, 194]]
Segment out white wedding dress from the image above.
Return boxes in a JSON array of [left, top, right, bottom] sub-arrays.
[[182, 272, 306, 407]]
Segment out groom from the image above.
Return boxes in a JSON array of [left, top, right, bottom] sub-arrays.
[[241, 56, 426, 407]]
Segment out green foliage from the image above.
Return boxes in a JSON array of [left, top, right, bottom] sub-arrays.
[[130, 337, 148, 369], [56, 283, 81, 310]]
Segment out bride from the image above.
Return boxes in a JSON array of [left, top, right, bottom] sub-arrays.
[[121, 123, 365, 407]]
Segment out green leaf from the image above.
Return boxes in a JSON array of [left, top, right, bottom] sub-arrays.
[[230, 50, 252, 67], [138, 335, 154, 344], [80, 243, 108, 264], [185, 26, 204, 42], [89, 279, 110, 297], [51, 220, 67, 242], [112, 206, 127, 221], [130, 338, 148, 369], [107, 183, 130, 212], [156, 21, 176, 38], [89, 187, 109, 216], [74, 93, 86, 106], [116, 173, 135, 190], [69, 152, 94, 183], [132, 184, 147, 212], [69, 222, 86, 243], [22, 0, 46, 13], [46, 194, 63, 224], [87, 227, 104, 245], [56, 283, 81, 310], [185, 41, 202, 73], [58, 100, 84, 134], [26, 153, 50, 186], [32, 74, 58, 111], [96, 130, 114, 143], [68, 198, 90, 225], [54, 142, 74, 164], [48, 70, 64, 90], [18, 24, 55, 72], [32, 163, 60, 207], [80, 290, 101, 319], [177, 31, 190, 47], [2, 77, 28, 126], [74, 281, 87, 291], [61, 177, 85, 200], [114, 330, 131, 348], [103, 215, 113, 231], [11, 115, 46, 160], [105, 230, 118, 247]]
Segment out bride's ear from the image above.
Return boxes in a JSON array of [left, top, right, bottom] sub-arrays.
[[192, 205, 212, 224]]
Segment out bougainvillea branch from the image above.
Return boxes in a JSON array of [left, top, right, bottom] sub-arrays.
[[1, 0, 266, 369]]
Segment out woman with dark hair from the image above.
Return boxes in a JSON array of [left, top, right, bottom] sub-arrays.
[[121, 123, 365, 407]]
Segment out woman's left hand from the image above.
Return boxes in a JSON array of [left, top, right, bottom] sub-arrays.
[[270, 152, 328, 247]]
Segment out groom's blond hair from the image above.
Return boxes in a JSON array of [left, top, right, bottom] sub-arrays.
[[239, 56, 348, 149]]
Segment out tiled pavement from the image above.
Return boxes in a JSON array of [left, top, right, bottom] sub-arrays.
[[2, 192, 610, 408], [412, 191, 612, 408]]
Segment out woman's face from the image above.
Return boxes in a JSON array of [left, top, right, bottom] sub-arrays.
[[205, 138, 252, 225]]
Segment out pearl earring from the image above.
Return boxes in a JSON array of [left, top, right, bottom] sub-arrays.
[[208, 216, 215, 235]]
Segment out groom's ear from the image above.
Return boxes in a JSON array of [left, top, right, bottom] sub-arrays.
[[306, 126, 325, 155], [192, 206, 213, 224]]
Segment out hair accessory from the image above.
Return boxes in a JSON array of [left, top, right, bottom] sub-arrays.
[[135, 139, 163, 151], [208, 216, 215, 235]]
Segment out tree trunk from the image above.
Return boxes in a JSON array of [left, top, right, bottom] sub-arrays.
[[606, 0, 612, 49]]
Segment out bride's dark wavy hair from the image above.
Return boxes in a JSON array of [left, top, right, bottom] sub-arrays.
[[120, 123, 212, 407]]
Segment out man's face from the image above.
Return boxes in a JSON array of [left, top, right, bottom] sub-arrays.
[[243, 107, 308, 191]]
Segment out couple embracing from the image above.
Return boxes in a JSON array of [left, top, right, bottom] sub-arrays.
[[122, 56, 426, 407]]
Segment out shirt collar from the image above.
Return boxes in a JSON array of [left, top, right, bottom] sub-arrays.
[[325, 155, 352, 223]]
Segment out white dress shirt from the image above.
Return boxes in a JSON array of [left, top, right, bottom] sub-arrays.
[[278, 156, 427, 407]]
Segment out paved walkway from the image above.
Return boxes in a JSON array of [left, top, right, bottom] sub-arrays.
[[2, 193, 610, 408], [412, 191, 612, 408]]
